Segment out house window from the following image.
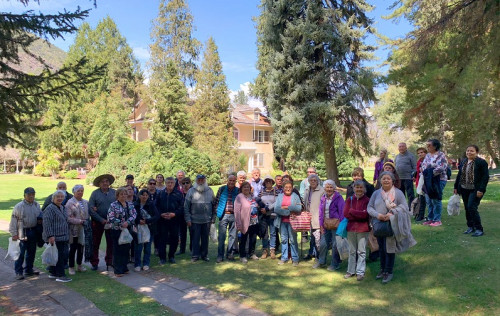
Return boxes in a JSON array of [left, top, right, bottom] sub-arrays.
[[253, 130, 270, 143], [233, 128, 239, 140], [253, 153, 264, 168], [254, 112, 259, 121]]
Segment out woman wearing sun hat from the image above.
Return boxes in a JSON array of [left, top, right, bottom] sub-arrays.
[[375, 162, 401, 190]]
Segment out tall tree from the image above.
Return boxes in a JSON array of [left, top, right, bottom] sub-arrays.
[[233, 90, 249, 105], [254, 0, 376, 183], [192, 37, 237, 169], [0, 0, 104, 147], [150, 0, 201, 87], [386, 0, 500, 163]]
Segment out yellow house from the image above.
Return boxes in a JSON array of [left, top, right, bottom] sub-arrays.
[[128, 102, 275, 174], [231, 105, 275, 174]]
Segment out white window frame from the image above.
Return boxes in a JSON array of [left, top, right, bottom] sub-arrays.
[[253, 153, 264, 168], [233, 127, 239, 141], [253, 130, 270, 143]]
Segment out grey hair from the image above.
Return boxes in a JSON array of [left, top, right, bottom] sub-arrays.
[[177, 170, 185, 176], [308, 174, 320, 182], [352, 180, 366, 192], [72, 184, 84, 193], [323, 179, 337, 189], [252, 168, 260, 174], [52, 190, 66, 202], [379, 171, 396, 182], [237, 170, 247, 177], [56, 181, 67, 188]]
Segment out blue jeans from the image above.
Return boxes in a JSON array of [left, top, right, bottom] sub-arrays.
[[134, 240, 152, 267], [319, 229, 340, 268], [428, 180, 447, 221], [280, 222, 299, 262], [307, 228, 319, 257], [262, 216, 277, 249], [217, 214, 237, 258], [15, 229, 37, 275]]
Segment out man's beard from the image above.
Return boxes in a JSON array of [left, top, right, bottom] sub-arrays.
[[194, 182, 208, 193]]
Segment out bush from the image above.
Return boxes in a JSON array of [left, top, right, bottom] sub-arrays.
[[34, 149, 61, 177], [62, 170, 79, 179]]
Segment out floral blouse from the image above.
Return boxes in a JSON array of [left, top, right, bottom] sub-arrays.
[[107, 200, 136, 230], [421, 151, 448, 181]]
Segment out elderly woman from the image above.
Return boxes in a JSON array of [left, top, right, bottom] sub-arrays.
[[368, 171, 416, 284], [343, 180, 370, 281], [374, 149, 393, 186], [236, 170, 247, 188], [454, 145, 489, 237], [304, 173, 325, 261], [65, 185, 89, 275], [43, 190, 71, 282], [274, 181, 303, 266], [108, 187, 137, 276], [313, 180, 345, 271], [134, 189, 159, 271], [257, 176, 278, 259], [421, 139, 448, 227], [234, 181, 260, 263]]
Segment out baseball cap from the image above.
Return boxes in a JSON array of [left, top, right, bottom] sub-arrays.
[[125, 174, 134, 180], [196, 174, 206, 179]]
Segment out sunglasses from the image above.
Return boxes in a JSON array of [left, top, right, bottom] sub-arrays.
[[182, 182, 191, 185], [149, 182, 156, 185]]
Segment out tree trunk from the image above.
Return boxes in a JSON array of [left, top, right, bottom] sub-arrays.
[[321, 128, 340, 185], [485, 141, 499, 167]]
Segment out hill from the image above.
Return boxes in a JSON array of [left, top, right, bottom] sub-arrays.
[[9, 36, 67, 74]]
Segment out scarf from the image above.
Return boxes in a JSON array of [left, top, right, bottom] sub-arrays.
[[381, 186, 397, 211]]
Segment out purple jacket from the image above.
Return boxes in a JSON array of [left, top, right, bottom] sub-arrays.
[[374, 159, 394, 182], [318, 192, 345, 228]]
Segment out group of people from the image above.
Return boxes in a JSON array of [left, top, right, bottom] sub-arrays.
[[9, 139, 490, 284]]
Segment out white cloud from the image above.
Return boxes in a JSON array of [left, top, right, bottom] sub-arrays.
[[133, 46, 150, 61], [229, 82, 264, 111]]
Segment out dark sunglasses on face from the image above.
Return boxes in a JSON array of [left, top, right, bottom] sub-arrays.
[[149, 182, 156, 185]]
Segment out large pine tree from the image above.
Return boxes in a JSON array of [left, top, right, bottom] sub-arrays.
[[192, 37, 237, 170], [150, 0, 201, 87], [254, 0, 376, 183]]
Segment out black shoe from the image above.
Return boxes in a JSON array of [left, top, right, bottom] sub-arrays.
[[175, 251, 185, 256], [91, 265, 98, 271], [201, 257, 210, 262], [303, 254, 313, 261], [168, 258, 176, 264], [463, 227, 475, 234], [25, 270, 40, 277], [16, 274, 24, 280], [191, 257, 199, 263], [471, 230, 484, 237]]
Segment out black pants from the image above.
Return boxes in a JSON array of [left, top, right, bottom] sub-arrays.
[[49, 241, 69, 277], [377, 237, 395, 274], [239, 225, 259, 258], [191, 223, 209, 259], [400, 179, 415, 209], [416, 194, 427, 221], [69, 237, 83, 267], [111, 229, 130, 274], [461, 188, 484, 231], [158, 221, 179, 260], [178, 217, 188, 253]]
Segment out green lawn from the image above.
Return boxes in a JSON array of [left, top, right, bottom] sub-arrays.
[[1, 173, 499, 315]]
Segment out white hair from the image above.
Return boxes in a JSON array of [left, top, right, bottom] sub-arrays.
[[237, 170, 247, 177], [177, 170, 185, 176], [252, 168, 260, 173], [52, 190, 66, 202], [323, 179, 337, 189], [72, 184, 84, 193]]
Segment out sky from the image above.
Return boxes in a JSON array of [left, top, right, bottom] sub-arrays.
[[1, 0, 413, 103]]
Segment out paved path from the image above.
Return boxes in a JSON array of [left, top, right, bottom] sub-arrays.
[[0, 219, 267, 316]]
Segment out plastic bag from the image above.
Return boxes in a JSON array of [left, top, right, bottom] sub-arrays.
[[209, 223, 217, 243], [335, 218, 348, 239], [447, 194, 461, 216], [335, 236, 349, 261], [416, 173, 424, 195], [137, 224, 150, 244], [41, 243, 58, 266], [118, 228, 133, 245], [5, 237, 20, 261]]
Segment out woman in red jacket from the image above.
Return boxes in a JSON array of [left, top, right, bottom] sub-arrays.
[[343, 180, 370, 281]]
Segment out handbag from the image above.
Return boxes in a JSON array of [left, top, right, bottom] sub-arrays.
[[372, 218, 394, 238], [324, 218, 340, 230], [290, 211, 312, 232]]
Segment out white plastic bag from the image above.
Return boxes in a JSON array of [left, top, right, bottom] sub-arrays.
[[118, 228, 133, 245], [416, 173, 424, 195], [335, 236, 349, 261], [137, 224, 150, 244], [447, 194, 461, 216], [209, 223, 217, 243], [5, 237, 20, 261], [41, 243, 58, 266]]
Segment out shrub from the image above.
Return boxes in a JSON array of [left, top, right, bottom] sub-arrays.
[[62, 170, 79, 179]]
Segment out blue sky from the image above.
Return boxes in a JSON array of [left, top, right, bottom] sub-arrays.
[[1, 0, 412, 95]]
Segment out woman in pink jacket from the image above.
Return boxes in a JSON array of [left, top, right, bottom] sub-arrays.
[[234, 181, 260, 263]]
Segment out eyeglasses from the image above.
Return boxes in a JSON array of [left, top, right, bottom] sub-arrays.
[[182, 182, 191, 185], [149, 182, 156, 185]]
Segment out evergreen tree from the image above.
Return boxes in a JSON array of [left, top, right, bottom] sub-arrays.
[[386, 0, 500, 163], [233, 90, 249, 105], [254, 0, 376, 183], [150, 0, 201, 87], [147, 60, 193, 149], [192, 37, 237, 169], [0, 1, 104, 147]]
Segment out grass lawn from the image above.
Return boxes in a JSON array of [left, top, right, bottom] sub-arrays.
[[1, 173, 499, 315]]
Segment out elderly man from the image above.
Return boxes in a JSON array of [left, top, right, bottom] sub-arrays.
[[174, 170, 186, 192], [235, 170, 247, 188], [41, 181, 73, 211], [184, 174, 215, 262], [250, 168, 263, 198], [9, 187, 41, 280], [274, 175, 284, 194], [299, 167, 318, 199], [395, 142, 416, 208], [214, 175, 239, 263], [303, 174, 325, 261], [156, 177, 184, 264], [89, 174, 116, 270]]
